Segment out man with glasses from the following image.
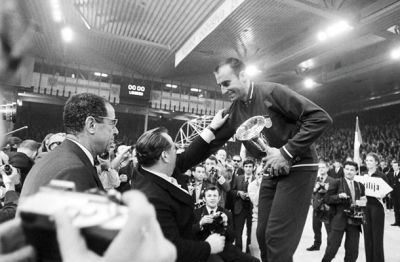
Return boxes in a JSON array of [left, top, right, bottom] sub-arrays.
[[211, 57, 332, 262], [21, 93, 119, 197]]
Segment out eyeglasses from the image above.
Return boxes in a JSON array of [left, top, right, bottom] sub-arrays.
[[93, 116, 118, 126], [233, 159, 241, 162], [218, 80, 231, 88]]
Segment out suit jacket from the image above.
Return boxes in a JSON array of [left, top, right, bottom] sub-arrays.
[[133, 135, 215, 262], [328, 167, 344, 179], [192, 205, 235, 243], [226, 167, 245, 211], [191, 182, 207, 204], [325, 177, 365, 231], [311, 175, 337, 209], [231, 174, 255, 215], [387, 170, 400, 197], [0, 190, 19, 223], [21, 139, 103, 198]]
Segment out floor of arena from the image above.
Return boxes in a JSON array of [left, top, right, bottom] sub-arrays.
[[293, 207, 399, 262]]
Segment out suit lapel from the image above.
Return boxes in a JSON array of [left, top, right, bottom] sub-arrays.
[[63, 140, 104, 190], [140, 168, 193, 206]]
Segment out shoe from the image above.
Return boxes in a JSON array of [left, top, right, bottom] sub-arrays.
[[391, 223, 399, 226], [306, 245, 320, 251]]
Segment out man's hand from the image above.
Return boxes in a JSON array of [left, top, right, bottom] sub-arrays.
[[199, 215, 214, 227], [338, 193, 348, 199], [205, 234, 225, 254], [209, 109, 229, 130], [119, 174, 128, 183], [55, 190, 177, 262], [220, 213, 228, 227], [265, 147, 291, 177], [0, 219, 36, 262]]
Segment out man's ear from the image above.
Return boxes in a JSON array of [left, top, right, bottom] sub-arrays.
[[239, 70, 246, 83], [85, 116, 96, 134], [161, 151, 169, 163]]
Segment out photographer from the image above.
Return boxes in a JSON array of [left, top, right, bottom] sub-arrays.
[[0, 164, 20, 223], [193, 186, 259, 262], [205, 156, 230, 207], [306, 160, 335, 251], [0, 190, 176, 262], [321, 161, 366, 262]]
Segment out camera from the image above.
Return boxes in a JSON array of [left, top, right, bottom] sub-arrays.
[[344, 205, 366, 225], [2, 164, 13, 175], [18, 181, 128, 261], [203, 211, 227, 235]]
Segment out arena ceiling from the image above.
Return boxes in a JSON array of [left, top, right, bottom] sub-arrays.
[[24, 0, 400, 116]]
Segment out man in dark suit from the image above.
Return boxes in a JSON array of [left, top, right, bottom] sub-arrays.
[[190, 165, 208, 208], [388, 159, 400, 226], [193, 185, 259, 262], [328, 160, 344, 179], [321, 161, 366, 262], [226, 155, 244, 212], [307, 160, 336, 251], [133, 109, 228, 262], [231, 158, 255, 252], [21, 93, 118, 197]]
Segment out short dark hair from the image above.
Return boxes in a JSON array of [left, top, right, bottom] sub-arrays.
[[207, 155, 218, 164], [136, 127, 172, 167], [204, 185, 221, 196], [243, 158, 255, 167], [63, 93, 108, 135], [214, 57, 245, 77], [343, 161, 358, 171]]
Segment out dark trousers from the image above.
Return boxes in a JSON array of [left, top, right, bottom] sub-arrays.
[[322, 225, 360, 262], [234, 206, 252, 251], [393, 192, 400, 224], [312, 210, 331, 247], [256, 167, 317, 262], [219, 243, 260, 262], [363, 200, 385, 262]]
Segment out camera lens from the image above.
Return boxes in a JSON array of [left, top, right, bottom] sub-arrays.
[[3, 164, 12, 176]]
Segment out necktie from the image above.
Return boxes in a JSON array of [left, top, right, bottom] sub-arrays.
[[349, 181, 355, 203], [210, 210, 214, 215]]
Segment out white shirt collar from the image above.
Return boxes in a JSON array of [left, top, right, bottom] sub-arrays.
[[141, 166, 189, 194], [206, 206, 218, 214], [141, 166, 170, 182], [67, 138, 94, 166], [344, 177, 354, 186]]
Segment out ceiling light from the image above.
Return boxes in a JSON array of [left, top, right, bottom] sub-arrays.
[[245, 65, 261, 77], [61, 27, 74, 42], [50, 0, 63, 23], [299, 59, 314, 70], [94, 72, 108, 77], [304, 78, 317, 89], [317, 32, 327, 42], [166, 84, 178, 88], [390, 47, 400, 60], [317, 20, 353, 42]]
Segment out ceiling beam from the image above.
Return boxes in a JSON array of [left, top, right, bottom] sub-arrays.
[[275, 0, 342, 20], [174, 0, 246, 67]]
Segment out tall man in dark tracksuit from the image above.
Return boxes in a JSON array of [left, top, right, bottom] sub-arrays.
[[211, 58, 332, 262]]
